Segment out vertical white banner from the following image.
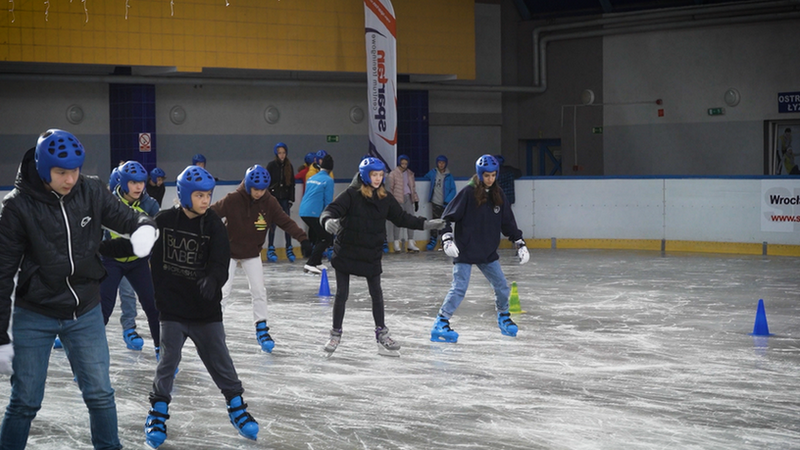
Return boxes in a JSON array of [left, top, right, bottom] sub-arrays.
[[761, 180, 800, 232], [364, 0, 397, 169]]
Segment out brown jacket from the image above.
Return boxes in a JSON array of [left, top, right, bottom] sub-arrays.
[[211, 182, 308, 259]]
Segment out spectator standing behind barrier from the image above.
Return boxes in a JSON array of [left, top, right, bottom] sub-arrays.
[[266, 142, 297, 262], [300, 155, 335, 275], [146, 167, 166, 207], [0, 129, 158, 450], [421, 155, 456, 251], [318, 157, 445, 356], [495, 154, 522, 205], [387, 154, 420, 253], [430, 154, 529, 344], [210, 164, 311, 353], [305, 150, 334, 183]]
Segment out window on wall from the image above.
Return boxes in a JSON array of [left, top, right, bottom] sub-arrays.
[[767, 121, 800, 175], [397, 90, 429, 175]]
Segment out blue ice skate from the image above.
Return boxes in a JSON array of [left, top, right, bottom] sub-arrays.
[[430, 315, 458, 343], [53, 336, 63, 349], [497, 311, 518, 337], [227, 395, 259, 440], [426, 235, 437, 251], [266, 245, 278, 262], [144, 402, 169, 449], [123, 328, 144, 351], [286, 245, 296, 262], [382, 240, 389, 253], [255, 321, 275, 353]]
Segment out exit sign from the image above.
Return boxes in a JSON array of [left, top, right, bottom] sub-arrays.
[[707, 107, 725, 116], [326, 135, 339, 143], [592, 127, 603, 134]]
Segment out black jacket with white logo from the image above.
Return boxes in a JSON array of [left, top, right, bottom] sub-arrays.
[[0, 147, 154, 344]]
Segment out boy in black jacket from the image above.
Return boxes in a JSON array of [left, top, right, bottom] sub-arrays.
[[0, 129, 158, 450], [143, 165, 259, 448]]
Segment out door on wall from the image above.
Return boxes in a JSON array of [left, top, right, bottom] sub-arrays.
[[767, 121, 800, 175], [397, 90, 429, 175], [525, 139, 562, 176]]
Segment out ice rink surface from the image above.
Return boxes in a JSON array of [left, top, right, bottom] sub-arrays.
[[2, 248, 800, 449]]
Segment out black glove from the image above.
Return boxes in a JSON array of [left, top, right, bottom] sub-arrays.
[[414, 201, 419, 212], [301, 239, 313, 258], [288, 201, 293, 209], [197, 276, 218, 302]]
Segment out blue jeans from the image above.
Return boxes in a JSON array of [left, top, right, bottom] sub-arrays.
[[0, 305, 121, 450], [438, 261, 511, 319], [118, 276, 137, 330]]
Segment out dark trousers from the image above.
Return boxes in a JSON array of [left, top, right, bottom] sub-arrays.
[[100, 257, 160, 347], [268, 198, 293, 247], [332, 270, 384, 330], [302, 216, 332, 266], [150, 320, 243, 405], [430, 203, 445, 240]]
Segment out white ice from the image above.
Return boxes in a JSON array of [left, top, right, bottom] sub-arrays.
[[2, 249, 800, 449]]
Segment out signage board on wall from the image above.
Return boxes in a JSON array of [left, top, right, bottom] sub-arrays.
[[761, 180, 800, 231], [778, 92, 800, 113]]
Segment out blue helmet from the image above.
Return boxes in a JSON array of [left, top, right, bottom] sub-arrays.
[[177, 165, 216, 209], [435, 155, 448, 167], [150, 167, 166, 184], [475, 154, 499, 178], [118, 161, 148, 194], [244, 164, 270, 194], [315, 150, 328, 163], [359, 157, 386, 185], [191, 153, 206, 165], [108, 167, 122, 192], [35, 129, 85, 183], [273, 142, 288, 156], [304, 152, 315, 165], [397, 154, 410, 165]]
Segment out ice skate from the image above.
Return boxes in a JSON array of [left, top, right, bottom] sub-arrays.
[[266, 245, 278, 262], [286, 245, 296, 262], [227, 396, 259, 441], [303, 264, 323, 275], [53, 336, 63, 349], [393, 240, 403, 253], [144, 402, 169, 449], [324, 328, 342, 355], [406, 240, 420, 253], [122, 328, 144, 351], [255, 321, 275, 353], [497, 311, 518, 337], [382, 240, 389, 253], [430, 315, 459, 343], [375, 326, 400, 357], [426, 235, 437, 251]]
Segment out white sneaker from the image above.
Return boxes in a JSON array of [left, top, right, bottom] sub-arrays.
[[393, 240, 403, 253], [406, 240, 420, 252], [303, 264, 322, 274]]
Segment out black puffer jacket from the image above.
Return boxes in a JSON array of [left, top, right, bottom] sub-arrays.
[[266, 159, 295, 202], [321, 185, 425, 277], [0, 148, 155, 344]]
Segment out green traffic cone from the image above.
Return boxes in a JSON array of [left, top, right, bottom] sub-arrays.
[[509, 281, 525, 314]]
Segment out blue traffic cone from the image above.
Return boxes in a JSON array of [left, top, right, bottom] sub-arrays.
[[750, 299, 772, 336], [318, 268, 331, 297]]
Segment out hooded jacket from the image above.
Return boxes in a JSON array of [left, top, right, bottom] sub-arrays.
[[0, 147, 155, 344], [210, 182, 308, 259]]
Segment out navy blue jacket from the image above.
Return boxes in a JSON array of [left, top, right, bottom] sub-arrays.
[[442, 180, 523, 265]]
